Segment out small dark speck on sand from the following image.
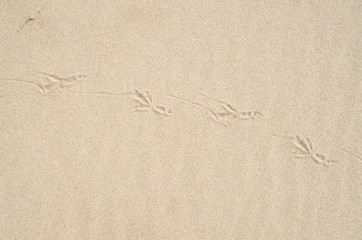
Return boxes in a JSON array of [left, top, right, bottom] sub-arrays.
[[17, 17, 35, 33]]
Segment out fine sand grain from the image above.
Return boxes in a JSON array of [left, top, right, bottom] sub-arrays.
[[0, 1, 361, 239]]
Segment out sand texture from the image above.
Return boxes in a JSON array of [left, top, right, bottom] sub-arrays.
[[0, 1, 361, 239]]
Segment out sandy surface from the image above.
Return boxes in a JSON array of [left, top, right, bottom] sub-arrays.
[[0, 1, 361, 239]]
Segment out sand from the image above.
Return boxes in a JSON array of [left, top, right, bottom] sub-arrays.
[[0, 1, 361, 239]]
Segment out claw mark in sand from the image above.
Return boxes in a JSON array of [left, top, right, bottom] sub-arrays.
[[167, 94, 232, 126], [168, 94, 262, 126], [199, 93, 263, 120], [292, 136, 338, 166], [70, 89, 173, 116], [1, 72, 86, 94], [132, 90, 173, 116], [32, 71, 86, 93], [270, 134, 338, 166], [0, 77, 45, 93]]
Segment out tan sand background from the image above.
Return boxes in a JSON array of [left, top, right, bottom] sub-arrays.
[[0, 1, 361, 239]]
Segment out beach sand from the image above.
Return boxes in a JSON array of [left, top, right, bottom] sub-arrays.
[[0, 1, 361, 239]]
